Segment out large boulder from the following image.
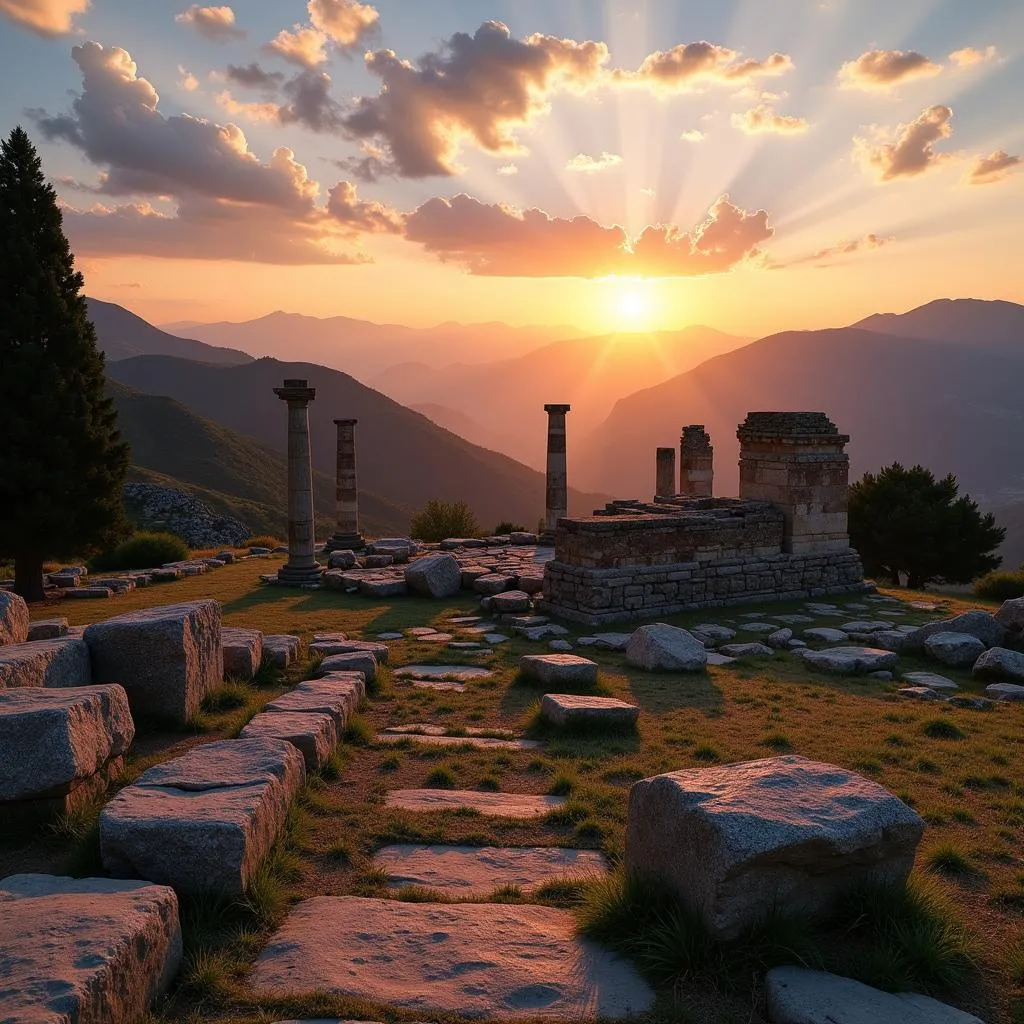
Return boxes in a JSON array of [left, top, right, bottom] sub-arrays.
[[222, 627, 263, 681], [405, 553, 462, 598], [904, 610, 1007, 651], [0, 591, 29, 646], [0, 874, 182, 1024], [0, 638, 91, 689], [625, 624, 708, 672], [625, 756, 924, 940], [923, 631, 986, 668], [100, 738, 305, 895], [972, 647, 1024, 682], [994, 597, 1024, 637], [798, 646, 899, 675], [84, 600, 223, 724], [0, 685, 134, 810]]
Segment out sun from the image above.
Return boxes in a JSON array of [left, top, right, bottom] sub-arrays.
[[608, 278, 657, 331]]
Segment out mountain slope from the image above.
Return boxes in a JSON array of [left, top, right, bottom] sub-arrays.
[[576, 327, 1024, 503], [89, 298, 251, 365], [106, 356, 610, 531]]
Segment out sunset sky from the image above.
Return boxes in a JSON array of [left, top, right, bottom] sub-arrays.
[[1, 0, 1022, 336]]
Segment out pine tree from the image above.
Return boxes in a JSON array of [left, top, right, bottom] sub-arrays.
[[0, 126, 130, 601]]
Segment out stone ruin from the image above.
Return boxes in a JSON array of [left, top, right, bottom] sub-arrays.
[[540, 412, 868, 625]]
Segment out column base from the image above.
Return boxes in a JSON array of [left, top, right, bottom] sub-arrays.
[[323, 533, 366, 553], [276, 562, 324, 587]]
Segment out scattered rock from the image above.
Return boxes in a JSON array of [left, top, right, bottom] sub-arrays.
[[625, 624, 708, 672], [973, 647, 1024, 682], [520, 654, 598, 688], [474, 574, 517, 595], [995, 597, 1024, 636], [984, 682, 1024, 702], [263, 634, 300, 669], [548, 639, 573, 652], [26, 617, 69, 641], [123, 481, 249, 547], [798, 646, 899, 676], [405, 553, 462, 599], [693, 624, 737, 643], [317, 651, 377, 684], [767, 628, 793, 649], [899, 687, 947, 702], [802, 628, 849, 643], [706, 652, 738, 667], [904, 610, 1007, 651], [492, 591, 532, 613], [394, 665, 493, 681], [540, 693, 638, 730], [867, 671, 893, 681], [0, 592, 29, 646], [923, 632, 986, 668], [719, 643, 774, 658], [902, 672, 958, 691], [310, 640, 389, 665]]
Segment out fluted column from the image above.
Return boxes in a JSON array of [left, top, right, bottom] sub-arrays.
[[543, 404, 571, 539], [273, 379, 322, 585], [656, 447, 676, 498], [326, 418, 364, 551]]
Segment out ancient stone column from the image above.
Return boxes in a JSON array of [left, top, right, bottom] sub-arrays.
[[543, 404, 571, 539], [655, 448, 676, 498], [326, 418, 364, 552], [680, 425, 714, 497], [273, 379, 323, 585]]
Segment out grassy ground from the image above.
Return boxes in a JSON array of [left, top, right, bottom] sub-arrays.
[[8, 558, 1024, 1023]]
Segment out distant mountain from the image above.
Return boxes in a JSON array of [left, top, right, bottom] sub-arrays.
[[854, 298, 1024, 361], [372, 327, 751, 468], [576, 327, 1024, 504], [107, 355, 611, 532], [160, 311, 585, 381], [409, 403, 519, 457], [88, 298, 251, 365], [109, 381, 410, 538]]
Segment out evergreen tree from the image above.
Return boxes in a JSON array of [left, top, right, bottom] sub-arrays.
[[0, 126, 129, 601], [849, 463, 1005, 589]]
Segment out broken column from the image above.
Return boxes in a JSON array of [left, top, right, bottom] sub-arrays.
[[325, 418, 364, 552], [274, 379, 322, 585], [679, 425, 714, 497], [655, 448, 676, 498], [737, 412, 851, 554], [543, 404, 571, 539]]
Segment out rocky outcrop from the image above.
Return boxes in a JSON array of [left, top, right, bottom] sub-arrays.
[[123, 482, 250, 548]]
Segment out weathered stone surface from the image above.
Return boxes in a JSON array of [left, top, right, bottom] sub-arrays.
[[379, 726, 539, 751], [84, 601, 222, 723], [0, 638, 91, 690], [520, 654, 598, 687], [250, 897, 654, 1019], [905, 610, 1007, 651], [765, 966, 984, 1024], [310, 639, 389, 665], [902, 672, 958, 691], [803, 628, 848, 643], [0, 873, 182, 1024], [706, 652, 738, 666], [799, 646, 899, 675], [222, 627, 263, 681], [264, 679, 361, 729], [0, 685, 134, 805], [27, 617, 69, 642], [994, 597, 1024, 636], [100, 738, 305, 895], [590, 632, 632, 651], [540, 693, 638, 729], [474, 574, 517, 595], [394, 664, 492, 681], [240, 711, 337, 771], [719, 643, 774, 658], [386, 790, 565, 817], [869, 630, 908, 652], [693, 624, 737, 643], [923, 631, 986, 668], [899, 687, 947, 702], [492, 590, 532, 613], [625, 624, 707, 672], [740, 622, 780, 635], [0, 591, 29, 646], [766, 628, 793, 649], [263, 634, 300, 668], [374, 845, 608, 895], [317, 651, 377, 684], [625, 756, 924, 940], [984, 682, 1024, 701], [973, 647, 1024, 682], [514, 624, 569, 642], [405, 553, 462, 598]]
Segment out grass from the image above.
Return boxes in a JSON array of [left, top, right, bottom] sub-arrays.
[[925, 843, 975, 877], [923, 718, 968, 740]]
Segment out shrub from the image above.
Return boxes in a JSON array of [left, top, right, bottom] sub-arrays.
[[90, 531, 188, 571], [410, 499, 480, 542], [246, 534, 284, 549], [973, 569, 1024, 601], [494, 521, 527, 535]]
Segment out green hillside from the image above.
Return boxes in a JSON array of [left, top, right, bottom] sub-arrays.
[[109, 381, 412, 539]]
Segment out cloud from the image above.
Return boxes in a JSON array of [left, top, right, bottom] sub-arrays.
[[615, 42, 793, 94], [732, 103, 809, 135], [838, 49, 941, 91], [225, 62, 284, 91], [326, 180, 404, 234], [0, 0, 88, 35], [680, 129, 705, 142], [175, 5, 244, 42], [277, 70, 345, 131], [780, 232, 893, 267], [566, 151, 622, 173], [949, 46, 998, 67], [214, 90, 280, 123], [496, 163, 518, 175], [854, 104, 954, 181], [266, 25, 328, 68], [341, 21, 610, 177], [968, 150, 1021, 185], [178, 65, 199, 91], [402, 193, 772, 277], [307, 0, 378, 47]]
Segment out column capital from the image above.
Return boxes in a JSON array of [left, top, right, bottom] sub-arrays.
[[274, 378, 316, 403], [333, 418, 358, 427], [544, 404, 571, 415]]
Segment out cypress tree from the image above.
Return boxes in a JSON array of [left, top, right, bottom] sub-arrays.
[[0, 126, 129, 601]]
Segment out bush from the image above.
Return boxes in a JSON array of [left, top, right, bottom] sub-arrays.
[[90, 531, 189, 571], [409, 499, 480, 542], [494, 521, 527, 535], [246, 534, 284, 549], [973, 569, 1024, 601]]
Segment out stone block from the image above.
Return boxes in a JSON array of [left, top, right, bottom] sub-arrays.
[[27, 617, 69, 641], [405, 553, 462, 598], [309, 639, 389, 664], [264, 678, 362, 729], [798, 646, 899, 675], [84, 601, 222, 724], [0, 637, 92, 689], [519, 654, 598, 688], [240, 711, 337, 771], [492, 590, 532, 613], [222, 626, 263, 681], [263, 634, 300, 668], [100, 738, 305, 895], [540, 693, 638, 730], [625, 624, 707, 671], [923, 631, 986, 668], [626, 756, 923, 940], [317, 651, 377, 683], [973, 647, 1024, 682], [0, 591, 29, 646]]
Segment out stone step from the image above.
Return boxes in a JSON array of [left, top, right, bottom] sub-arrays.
[[372, 844, 608, 895], [240, 711, 337, 771], [0, 637, 91, 690], [250, 896, 654, 1019], [386, 790, 566, 818]]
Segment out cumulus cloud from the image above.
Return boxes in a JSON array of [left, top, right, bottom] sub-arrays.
[[615, 42, 792, 94], [680, 128, 706, 142], [403, 193, 772, 277], [214, 90, 279, 123], [307, 0, 378, 47], [326, 180, 404, 234], [566, 151, 622, 173], [177, 65, 199, 91], [838, 49, 941, 90], [277, 70, 345, 132], [780, 232, 893, 267], [266, 25, 328, 68], [949, 45, 998, 67], [341, 21, 610, 177], [968, 150, 1021, 185], [732, 103, 809, 135], [0, 0, 89, 35], [176, 5, 244, 42], [225, 62, 284, 91], [854, 104, 954, 181]]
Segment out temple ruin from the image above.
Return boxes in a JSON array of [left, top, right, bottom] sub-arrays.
[[540, 412, 867, 625]]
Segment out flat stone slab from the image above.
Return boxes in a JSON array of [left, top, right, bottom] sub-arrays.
[[317, 651, 377, 683], [803, 628, 849, 643], [902, 672, 958, 691], [386, 790, 566, 818], [0, 638, 91, 689], [379, 726, 541, 751], [520, 654, 598, 687], [540, 694, 638, 729], [0, 873, 182, 1024], [372, 845, 609, 895], [264, 679, 362, 730], [100, 738, 305, 895], [719, 643, 774, 658], [765, 965, 984, 1023], [394, 664, 493, 681], [240, 711, 338, 771], [26, 617, 68, 642], [250, 896, 654, 1019], [309, 640, 390, 664], [799, 646, 899, 675]]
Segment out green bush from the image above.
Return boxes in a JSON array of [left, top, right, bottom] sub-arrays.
[[409, 499, 480, 542], [973, 568, 1024, 601], [90, 531, 189, 571]]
